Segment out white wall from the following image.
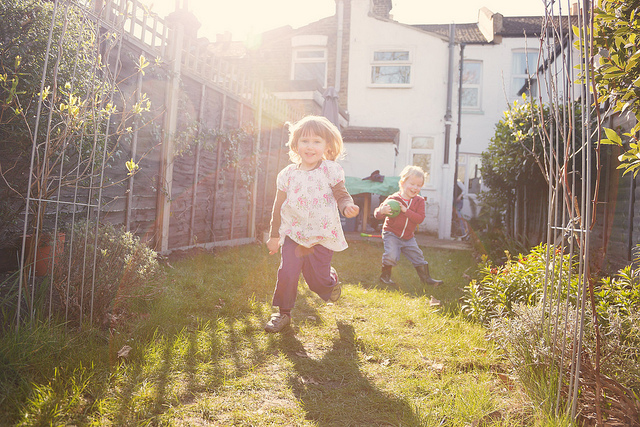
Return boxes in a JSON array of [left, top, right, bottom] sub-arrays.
[[346, 0, 455, 236], [341, 142, 396, 178], [343, 1, 580, 238]]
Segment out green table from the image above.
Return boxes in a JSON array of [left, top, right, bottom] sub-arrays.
[[344, 176, 400, 232]]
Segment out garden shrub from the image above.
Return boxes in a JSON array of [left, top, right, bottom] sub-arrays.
[[461, 244, 576, 324], [462, 244, 640, 328], [52, 221, 161, 327], [489, 303, 640, 425], [466, 243, 640, 424]]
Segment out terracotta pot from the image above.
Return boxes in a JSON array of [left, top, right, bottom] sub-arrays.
[[26, 232, 66, 276]]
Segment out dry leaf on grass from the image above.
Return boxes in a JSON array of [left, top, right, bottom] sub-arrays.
[[117, 345, 132, 359]]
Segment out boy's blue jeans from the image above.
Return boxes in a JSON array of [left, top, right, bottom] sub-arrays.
[[272, 237, 337, 311], [382, 231, 428, 268]]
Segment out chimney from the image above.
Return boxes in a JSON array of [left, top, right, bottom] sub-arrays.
[[477, 7, 503, 44], [571, 2, 579, 15], [371, 0, 392, 19]]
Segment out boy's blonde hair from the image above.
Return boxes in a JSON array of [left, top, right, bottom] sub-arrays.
[[286, 115, 345, 163], [399, 165, 426, 184]]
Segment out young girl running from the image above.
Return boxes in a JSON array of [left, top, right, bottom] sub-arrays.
[[265, 115, 359, 333]]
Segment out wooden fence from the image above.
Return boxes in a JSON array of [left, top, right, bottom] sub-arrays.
[[92, 0, 303, 253]]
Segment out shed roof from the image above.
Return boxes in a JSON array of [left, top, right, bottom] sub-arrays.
[[342, 126, 400, 143]]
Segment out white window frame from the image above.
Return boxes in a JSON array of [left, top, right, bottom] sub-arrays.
[[456, 153, 483, 195], [370, 49, 412, 87], [511, 50, 539, 98], [407, 136, 435, 187], [291, 47, 327, 88], [461, 60, 482, 111]]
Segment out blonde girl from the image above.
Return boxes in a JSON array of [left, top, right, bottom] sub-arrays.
[[265, 116, 359, 333]]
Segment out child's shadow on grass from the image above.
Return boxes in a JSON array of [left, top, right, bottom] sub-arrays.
[[280, 321, 423, 426]]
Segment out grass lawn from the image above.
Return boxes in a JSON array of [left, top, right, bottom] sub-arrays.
[[0, 239, 535, 426]]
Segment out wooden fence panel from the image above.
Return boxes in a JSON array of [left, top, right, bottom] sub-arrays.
[[90, 0, 304, 253]]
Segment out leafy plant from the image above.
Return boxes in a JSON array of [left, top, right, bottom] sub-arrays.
[[0, 0, 153, 254], [592, 0, 640, 177], [479, 98, 585, 248], [51, 221, 161, 327], [489, 303, 640, 425], [461, 244, 578, 324]]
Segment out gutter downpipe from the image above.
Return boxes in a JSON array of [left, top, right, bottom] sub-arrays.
[[453, 44, 465, 197], [335, 0, 344, 92], [440, 23, 455, 239], [443, 23, 455, 165]]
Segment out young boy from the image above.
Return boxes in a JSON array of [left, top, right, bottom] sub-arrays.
[[374, 165, 443, 287]]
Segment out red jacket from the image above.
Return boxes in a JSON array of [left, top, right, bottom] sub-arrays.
[[374, 192, 425, 240]]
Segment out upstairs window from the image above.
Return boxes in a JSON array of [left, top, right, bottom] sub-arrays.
[[371, 50, 411, 86], [461, 60, 482, 110], [511, 51, 539, 98], [292, 48, 327, 87]]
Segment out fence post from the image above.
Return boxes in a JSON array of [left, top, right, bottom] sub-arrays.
[[156, 18, 183, 252], [250, 81, 264, 239]]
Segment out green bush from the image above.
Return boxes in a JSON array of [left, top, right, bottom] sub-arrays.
[[462, 243, 640, 328], [461, 245, 576, 324], [465, 244, 640, 423], [52, 221, 162, 327]]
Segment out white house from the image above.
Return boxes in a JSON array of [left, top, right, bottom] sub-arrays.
[[210, 0, 579, 239], [340, 0, 579, 238]]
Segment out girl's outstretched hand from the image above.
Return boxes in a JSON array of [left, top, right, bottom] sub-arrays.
[[267, 237, 281, 255], [343, 203, 360, 218]]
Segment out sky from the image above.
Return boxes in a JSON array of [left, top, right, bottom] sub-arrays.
[[148, 0, 548, 42]]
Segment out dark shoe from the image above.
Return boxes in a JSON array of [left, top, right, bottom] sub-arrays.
[[415, 264, 443, 286], [264, 313, 291, 333], [379, 265, 398, 287], [329, 267, 341, 302]]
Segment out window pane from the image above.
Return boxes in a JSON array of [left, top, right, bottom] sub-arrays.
[[411, 137, 434, 149], [468, 156, 483, 194], [463, 62, 481, 84], [461, 88, 479, 107], [371, 66, 410, 84], [512, 52, 538, 74], [294, 62, 325, 83], [412, 154, 431, 184], [374, 51, 409, 61], [296, 50, 325, 59], [512, 77, 537, 97]]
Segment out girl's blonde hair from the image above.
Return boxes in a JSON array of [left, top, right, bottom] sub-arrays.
[[399, 165, 426, 184], [286, 115, 345, 163]]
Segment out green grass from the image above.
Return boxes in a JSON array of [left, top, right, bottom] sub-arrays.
[[0, 240, 539, 426]]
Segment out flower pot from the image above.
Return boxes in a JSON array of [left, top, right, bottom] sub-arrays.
[[26, 232, 66, 276]]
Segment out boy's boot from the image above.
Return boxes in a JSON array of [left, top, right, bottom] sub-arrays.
[[416, 264, 443, 286], [379, 265, 398, 287]]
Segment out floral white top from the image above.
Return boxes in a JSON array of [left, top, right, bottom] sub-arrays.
[[277, 160, 348, 252]]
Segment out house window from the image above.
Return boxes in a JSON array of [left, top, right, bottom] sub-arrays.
[[410, 136, 434, 185], [511, 51, 539, 98], [371, 50, 411, 85], [456, 154, 483, 194], [292, 48, 327, 87], [461, 61, 482, 110]]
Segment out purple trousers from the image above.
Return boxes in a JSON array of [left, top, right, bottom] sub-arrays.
[[272, 237, 337, 311]]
